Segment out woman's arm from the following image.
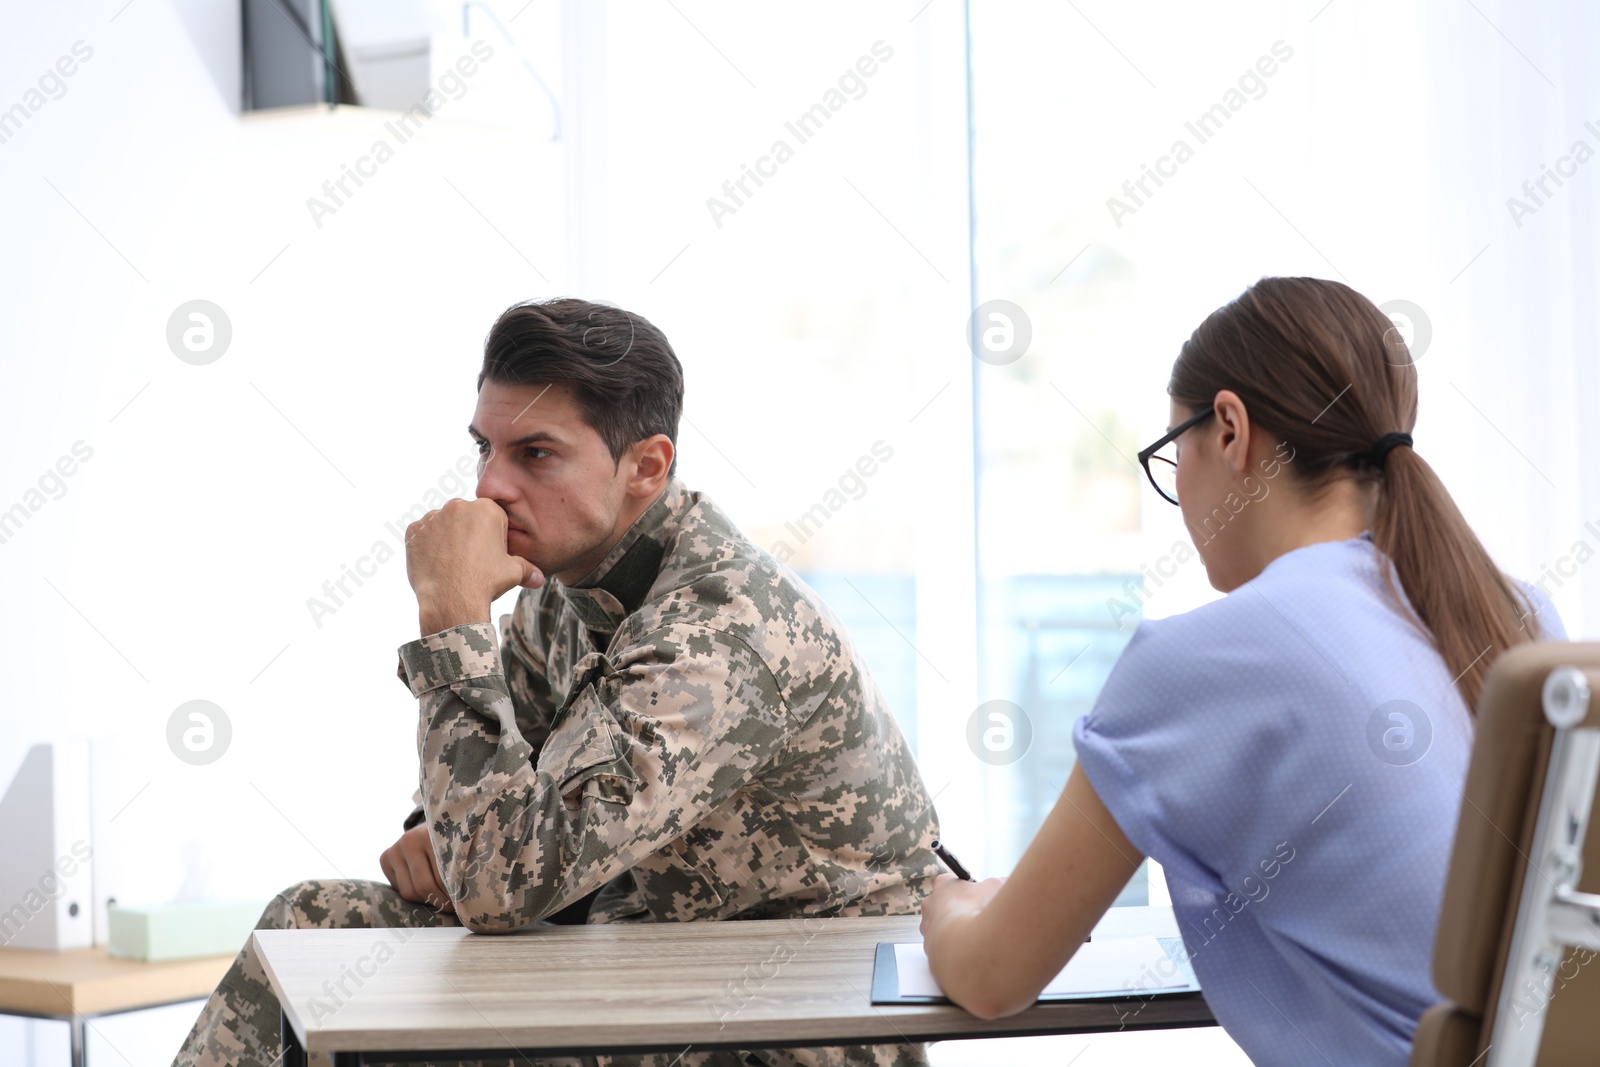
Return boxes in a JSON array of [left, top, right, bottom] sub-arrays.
[[918, 763, 1144, 1019]]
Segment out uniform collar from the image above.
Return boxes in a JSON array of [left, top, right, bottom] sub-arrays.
[[554, 477, 688, 635]]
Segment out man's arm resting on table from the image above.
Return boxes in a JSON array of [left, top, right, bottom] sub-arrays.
[[399, 619, 791, 933]]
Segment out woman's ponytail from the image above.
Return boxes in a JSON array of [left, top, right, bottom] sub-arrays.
[[1369, 442, 1535, 711]]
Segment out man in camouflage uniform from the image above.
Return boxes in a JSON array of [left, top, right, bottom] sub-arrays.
[[174, 298, 940, 1067]]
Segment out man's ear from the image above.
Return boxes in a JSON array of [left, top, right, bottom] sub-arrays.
[[627, 434, 674, 498], [1212, 389, 1253, 475]]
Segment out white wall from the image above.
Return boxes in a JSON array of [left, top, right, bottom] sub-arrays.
[[0, 0, 565, 909]]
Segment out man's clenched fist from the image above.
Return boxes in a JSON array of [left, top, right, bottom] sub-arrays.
[[379, 824, 456, 913], [405, 497, 544, 635]]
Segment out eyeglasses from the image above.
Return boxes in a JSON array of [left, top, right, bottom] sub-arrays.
[[1138, 407, 1214, 506]]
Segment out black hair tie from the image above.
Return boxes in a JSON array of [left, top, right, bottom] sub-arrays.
[[1356, 431, 1413, 469]]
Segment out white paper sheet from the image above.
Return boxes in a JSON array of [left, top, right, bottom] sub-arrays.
[[892, 935, 1187, 999]]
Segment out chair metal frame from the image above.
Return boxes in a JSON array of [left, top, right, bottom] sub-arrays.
[[1488, 667, 1600, 1065]]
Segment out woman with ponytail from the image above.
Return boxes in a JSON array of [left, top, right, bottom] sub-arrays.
[[919, 277, 1565, 1065]]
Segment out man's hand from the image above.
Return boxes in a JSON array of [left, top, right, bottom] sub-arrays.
[[405, 498, 544, 634], [379, 824, 456, 913]]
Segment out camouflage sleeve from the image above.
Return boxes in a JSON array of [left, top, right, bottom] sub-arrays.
[[397, 619, 791, 932], [396, 597, 557, 832], [499, 593, 562, 752]]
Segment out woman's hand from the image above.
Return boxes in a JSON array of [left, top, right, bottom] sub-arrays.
[[913, 767, 1144, 1020], [919, 873, 1005, 944]]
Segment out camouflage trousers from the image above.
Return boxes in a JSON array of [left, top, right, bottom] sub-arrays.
[[172, 879, 928, 1067]]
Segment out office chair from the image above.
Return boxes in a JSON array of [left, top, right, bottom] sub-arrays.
[[1411, 642, 1600, 1066]]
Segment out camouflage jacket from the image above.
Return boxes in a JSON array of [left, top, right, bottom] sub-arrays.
[[395, 477, 940, 931]]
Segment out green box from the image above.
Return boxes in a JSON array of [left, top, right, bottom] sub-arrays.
[[106, 901, 266, 961]]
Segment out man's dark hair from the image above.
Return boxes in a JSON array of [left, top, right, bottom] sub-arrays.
[[479, 298, 683, 476]]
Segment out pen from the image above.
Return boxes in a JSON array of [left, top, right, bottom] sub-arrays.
[[930, 839, 973, 881], [928, 838, 1090, 940]]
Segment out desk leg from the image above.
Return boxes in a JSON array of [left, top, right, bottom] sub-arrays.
[[69, 1016, 86, 1067], [280, 1011, 307, 1067]]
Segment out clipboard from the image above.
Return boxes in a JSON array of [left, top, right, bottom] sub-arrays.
[[870, 936, 1203, 1005]]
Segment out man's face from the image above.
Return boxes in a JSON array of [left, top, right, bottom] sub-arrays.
[[470, 380, 632, 585]]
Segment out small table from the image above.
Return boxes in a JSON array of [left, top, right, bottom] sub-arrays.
[[257, 905, 1213, 1064], [0, 946, 232, 1067]]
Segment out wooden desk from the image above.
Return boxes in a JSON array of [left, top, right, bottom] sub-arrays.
[[0, 946, 232, 1066], [256, 905, 1213, 1064]]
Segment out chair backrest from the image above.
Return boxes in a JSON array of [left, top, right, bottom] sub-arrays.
[[1410, 641, 1600, 1067]]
